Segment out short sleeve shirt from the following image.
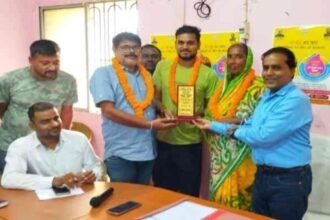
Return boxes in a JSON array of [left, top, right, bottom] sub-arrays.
[[89, 65, 156, 161], [0, 67, 78, 151], [153, 59, 219, 145]]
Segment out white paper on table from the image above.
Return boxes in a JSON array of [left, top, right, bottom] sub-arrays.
[[142, 200, 217, 220], [35, 187, 84, 200]]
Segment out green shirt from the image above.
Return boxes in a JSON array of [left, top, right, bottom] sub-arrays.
[[0, 67, 78, 151], [153, 59, 218, 145]]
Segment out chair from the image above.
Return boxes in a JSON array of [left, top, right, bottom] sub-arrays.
[[100, 160, 110, 182], [71, 122, 93, 142], [71, 122, 110, 182]]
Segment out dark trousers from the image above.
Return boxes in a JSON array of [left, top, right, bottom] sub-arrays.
[[252, 165, 312, 220], [153, 140, 202, 197]]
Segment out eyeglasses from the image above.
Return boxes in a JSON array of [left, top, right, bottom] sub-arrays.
[[118, 45, 141, 52]]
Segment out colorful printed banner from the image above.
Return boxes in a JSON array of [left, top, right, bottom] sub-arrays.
[[151, 32, 239, 78], [273, 26, 330, 105]]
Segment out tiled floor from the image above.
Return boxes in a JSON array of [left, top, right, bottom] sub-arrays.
[[304, 212, 330, 220]]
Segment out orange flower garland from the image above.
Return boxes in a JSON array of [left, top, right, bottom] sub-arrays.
[[169, 57, 201, 104], [208, 70, 256, 120], [112, 58, 154, 118]]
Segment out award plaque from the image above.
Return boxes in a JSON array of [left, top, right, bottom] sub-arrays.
[[176, 85, 195, 122]]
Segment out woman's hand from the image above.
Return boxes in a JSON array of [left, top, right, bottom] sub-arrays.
[[192, 118, 211, 130]]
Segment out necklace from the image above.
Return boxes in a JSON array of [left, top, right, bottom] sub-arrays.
[[208, 70, 255, 120], [112, 58, 154, 118]]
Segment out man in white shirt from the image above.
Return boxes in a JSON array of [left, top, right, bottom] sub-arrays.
[[1, 102, 103, 190]]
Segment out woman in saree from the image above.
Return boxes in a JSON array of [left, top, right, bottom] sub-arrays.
[[204, 43, 265, 210]]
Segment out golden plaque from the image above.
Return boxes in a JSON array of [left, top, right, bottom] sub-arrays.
[[176, 85, 195, 122]]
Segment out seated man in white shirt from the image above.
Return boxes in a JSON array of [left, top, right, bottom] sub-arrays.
[[1, 102, 103, 190]]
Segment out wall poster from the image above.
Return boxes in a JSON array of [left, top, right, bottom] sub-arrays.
[[273, 26, 330, 105]]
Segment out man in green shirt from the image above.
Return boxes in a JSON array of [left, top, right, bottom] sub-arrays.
[[0, 40, 78, 174], [153, 25, 218, 196]]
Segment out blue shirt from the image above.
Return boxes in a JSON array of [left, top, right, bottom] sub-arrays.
[[210, 82, 313, 168], [90, 65, 156, 161]]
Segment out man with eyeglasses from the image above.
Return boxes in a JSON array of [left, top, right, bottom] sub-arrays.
[[141, 44, 162, 75], [0, 39, 78, 174], [90, 32, 175, 185]]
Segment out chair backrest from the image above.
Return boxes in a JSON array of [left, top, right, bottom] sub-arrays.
[[71, 122, 110, 181], [71, 122, 93, 142], [100, 160, 110, 182]]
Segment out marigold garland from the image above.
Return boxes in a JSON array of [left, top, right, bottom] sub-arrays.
[[112, 58, 154, 118], [169, 57, 201, 104], [208, 70, 256, 120]]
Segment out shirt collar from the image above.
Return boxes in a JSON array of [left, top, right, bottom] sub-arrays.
[[122, 65, 140, 76], [264, 81, 295, 98]]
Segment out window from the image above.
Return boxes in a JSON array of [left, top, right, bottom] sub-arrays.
[[40, 0, 138, 111]]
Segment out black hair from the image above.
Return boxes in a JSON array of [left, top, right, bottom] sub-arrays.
[[228, 43, 248, 56], [175, 25, 201, 42], [112, 32, 141, 48], [141, 44, 162, 57], [262, 47, 297, 69], [28, 102, 54, 121], [30, 39, 60, 57]]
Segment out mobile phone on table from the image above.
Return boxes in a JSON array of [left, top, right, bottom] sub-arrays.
[[107, 201, 141, 216], [0, 199, 9, 208], [52, 186, 70, 195]]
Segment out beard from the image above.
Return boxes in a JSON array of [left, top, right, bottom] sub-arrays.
[[43, 71, 58, 80], [147, 67, 155, 73], [178, 52, 197, 61], [44, 126, 61, 139]]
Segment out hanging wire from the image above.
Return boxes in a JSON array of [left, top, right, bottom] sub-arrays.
[[194, 0, 211, 18]]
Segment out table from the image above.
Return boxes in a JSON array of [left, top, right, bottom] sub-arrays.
[[0, 182, 271, 220]]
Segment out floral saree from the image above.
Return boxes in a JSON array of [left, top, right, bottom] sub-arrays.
[[205, 47, 265, 210]]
